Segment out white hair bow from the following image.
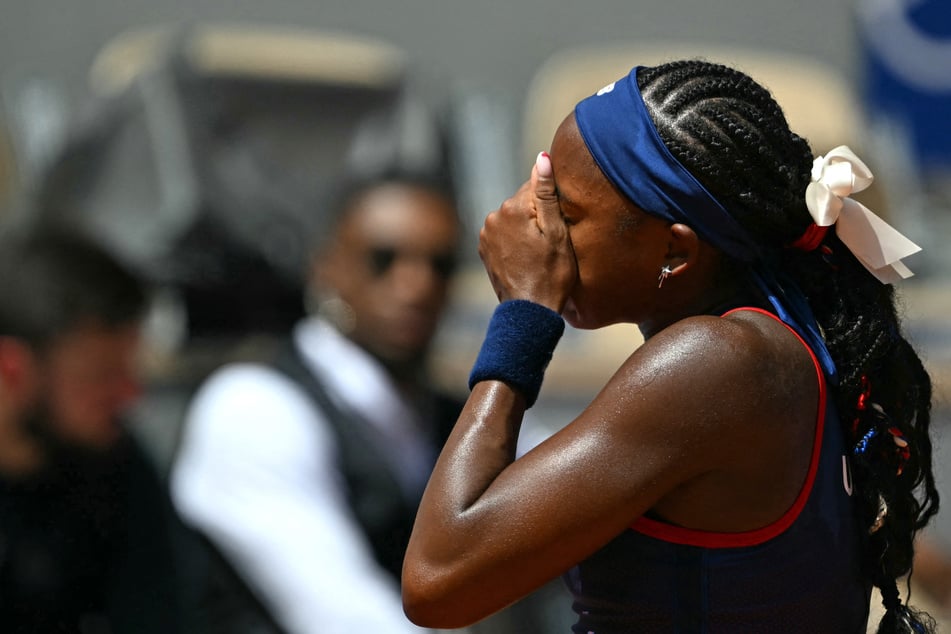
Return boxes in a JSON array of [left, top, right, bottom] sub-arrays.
[[804, 146, 921, 284]]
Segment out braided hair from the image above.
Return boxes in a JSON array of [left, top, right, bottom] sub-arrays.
[[636, 60, 939, 634]]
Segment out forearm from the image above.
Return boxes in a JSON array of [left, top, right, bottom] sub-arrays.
[[403, 297, 567, 626], [403, 380, 527, 625], [430, 381, 524, 513]]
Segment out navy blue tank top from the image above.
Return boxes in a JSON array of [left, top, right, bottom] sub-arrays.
[[564, 308, 871, 633]]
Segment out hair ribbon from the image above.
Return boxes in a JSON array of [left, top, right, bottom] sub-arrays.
[[805, 146, 921, 284]]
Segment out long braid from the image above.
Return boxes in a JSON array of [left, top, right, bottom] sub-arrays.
[[637, 60, 939, 634]]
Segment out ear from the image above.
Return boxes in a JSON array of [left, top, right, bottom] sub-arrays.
[[0, 337, 39, 395], [663, 223, 701, 277]]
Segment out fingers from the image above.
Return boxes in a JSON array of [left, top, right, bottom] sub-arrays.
[[531, 152, 563, 238], [477, 152, 575, 308], [535, 150, 554, 181]]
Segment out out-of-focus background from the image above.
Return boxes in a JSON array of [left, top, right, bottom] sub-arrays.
[[1, 0, 949, 630]]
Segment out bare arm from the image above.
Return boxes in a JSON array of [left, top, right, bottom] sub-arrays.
[[402, 154, 817, 628], [403, 316, 786, 627]]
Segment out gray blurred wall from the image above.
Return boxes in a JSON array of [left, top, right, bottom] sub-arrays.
[[0, 0, 860, 114]]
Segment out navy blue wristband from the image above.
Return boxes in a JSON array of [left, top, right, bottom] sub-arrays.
[[468, 300, 565, 408]]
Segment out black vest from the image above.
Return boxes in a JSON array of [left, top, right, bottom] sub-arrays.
[[270, 339, 461, 579], [184, 337, 463, 633], [0, 437, 190, 633]]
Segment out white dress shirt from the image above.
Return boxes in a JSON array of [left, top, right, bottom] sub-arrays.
[[171, 317, 438, 634]]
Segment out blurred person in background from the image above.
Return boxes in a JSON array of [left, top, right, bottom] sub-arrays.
[[171, 168, 465, 633], [0, 227, 192, 633]]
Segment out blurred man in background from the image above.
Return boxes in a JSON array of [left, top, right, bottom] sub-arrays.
[[0, 227, 193, 633], [171, 169, 465, 633]]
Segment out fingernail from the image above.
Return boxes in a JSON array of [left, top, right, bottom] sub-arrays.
[[536, 151, 553, 178]]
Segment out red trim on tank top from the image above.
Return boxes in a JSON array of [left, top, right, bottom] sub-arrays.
[[630, 306, 827, 549]]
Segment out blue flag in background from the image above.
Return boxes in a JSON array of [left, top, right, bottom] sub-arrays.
[[857, 0, 951, 171]]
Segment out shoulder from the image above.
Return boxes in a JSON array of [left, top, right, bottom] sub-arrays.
[[632, 311, 794, 383], [608, 310, 815, 430], [181, 362, 339, 462], [592, 311, 823, 530], [190, 363, 318, 423]]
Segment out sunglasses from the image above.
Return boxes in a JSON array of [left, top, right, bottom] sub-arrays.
[[366, 246, 458, 280]]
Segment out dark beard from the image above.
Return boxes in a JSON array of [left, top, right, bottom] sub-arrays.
[[19, 397, 127, 485]]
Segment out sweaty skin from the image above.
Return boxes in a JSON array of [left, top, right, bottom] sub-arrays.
[[401, 115, 818, 629]]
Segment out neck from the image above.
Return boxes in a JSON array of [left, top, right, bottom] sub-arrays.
[[383, 358, 429, 400], [638, 264, 760, 340], [0, 409, 46, 478]]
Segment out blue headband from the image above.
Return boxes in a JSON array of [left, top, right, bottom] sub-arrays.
[[574, 66, 837, 382], [574, 67, 760, 262]]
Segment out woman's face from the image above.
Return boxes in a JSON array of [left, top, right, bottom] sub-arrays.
[[549, 113, 671, 329]]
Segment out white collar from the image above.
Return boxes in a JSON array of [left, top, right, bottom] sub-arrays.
[[292, 317, 436, 495]]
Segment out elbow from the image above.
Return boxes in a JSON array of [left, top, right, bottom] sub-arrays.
[[401, 565, 452, 628], [401, 587, 441, 628], [401, 562, 477, 630]]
